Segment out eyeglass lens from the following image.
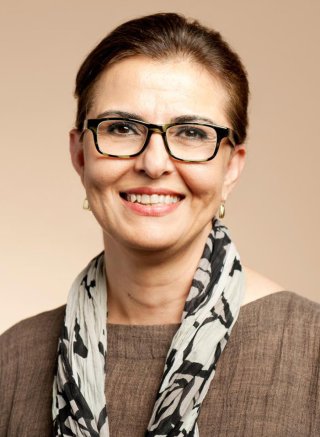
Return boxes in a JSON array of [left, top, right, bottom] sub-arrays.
[[96, 119, 218, 161]]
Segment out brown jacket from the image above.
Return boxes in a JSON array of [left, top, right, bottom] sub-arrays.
[[1, 291, 320, 436]]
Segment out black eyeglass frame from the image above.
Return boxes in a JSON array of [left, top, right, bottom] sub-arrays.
[[83, 117, 237, 163]]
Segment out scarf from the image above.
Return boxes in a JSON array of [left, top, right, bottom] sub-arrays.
[[52, 219, 245, 436]]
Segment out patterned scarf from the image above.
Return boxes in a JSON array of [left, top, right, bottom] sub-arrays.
[[52, 219, 245, 436]]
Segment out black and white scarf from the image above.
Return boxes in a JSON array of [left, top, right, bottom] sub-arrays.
[[52, 219, 245, 436]]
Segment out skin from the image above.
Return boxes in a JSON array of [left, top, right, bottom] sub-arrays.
[[70, 56, 283, 324]]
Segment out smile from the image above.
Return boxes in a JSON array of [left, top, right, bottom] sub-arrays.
[[121, 193, 182, 205]]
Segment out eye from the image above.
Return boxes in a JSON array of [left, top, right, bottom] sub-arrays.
[[175, 125, 208, 140], [98, 120, 144, 137]]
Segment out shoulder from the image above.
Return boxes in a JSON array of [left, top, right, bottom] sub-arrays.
[[250, 290, 320, 322], [0, 307, 66, 433], [242, 266, 320, 324], [234, 291, 320, 393], [238, 266, 320, 351], [0, 305, 66, 361], [239, 290, 320, 345]]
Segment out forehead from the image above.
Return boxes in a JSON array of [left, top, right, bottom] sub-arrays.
[[90, 56, 230, 125]]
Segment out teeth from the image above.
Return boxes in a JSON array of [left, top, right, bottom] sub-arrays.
[[150, 194, 159, 204], [125, 193, 180, 205], [141, 194, 149, 204]]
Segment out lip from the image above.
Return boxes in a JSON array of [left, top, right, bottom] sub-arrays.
[[119, 187, 184, 217]]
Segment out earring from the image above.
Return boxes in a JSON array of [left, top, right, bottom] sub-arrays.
[[83, 197, 91, 211], [218, 202, 225, 219]]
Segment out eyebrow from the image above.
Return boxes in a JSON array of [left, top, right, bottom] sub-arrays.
[[97, 110, 145, 121], [96, 110, 218, 125], [173, 115, 216, 125]]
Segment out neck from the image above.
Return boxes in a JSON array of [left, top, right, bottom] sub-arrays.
[[104, 226, 211, 325]]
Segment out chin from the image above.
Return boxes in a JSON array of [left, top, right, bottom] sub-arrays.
[[104, 222, 185, 254], [128, 237, 180, 253]]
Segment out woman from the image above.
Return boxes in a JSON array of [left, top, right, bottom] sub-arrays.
[[0, 12, 319, 437]]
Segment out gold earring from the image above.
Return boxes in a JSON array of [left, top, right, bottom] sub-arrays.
[[83, 197, 91, 211], [218, 202, 225, 219]]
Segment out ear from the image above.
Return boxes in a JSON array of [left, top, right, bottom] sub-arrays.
[[69, 128, 85, 184], [221, 145, 246, 201]]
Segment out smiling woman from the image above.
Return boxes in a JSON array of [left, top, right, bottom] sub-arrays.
[[1, 12, 319, 437]]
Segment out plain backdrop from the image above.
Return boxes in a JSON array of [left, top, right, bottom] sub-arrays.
[[1, 0, 319, 334]]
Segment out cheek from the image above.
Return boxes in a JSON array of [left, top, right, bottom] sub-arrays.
[[83, 165, 111, 193], [81, 137, 124, 192], [179, 163, 224, 200], [82, 153, 130, 194]]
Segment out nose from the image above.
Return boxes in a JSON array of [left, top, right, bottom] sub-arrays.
[[133, 130, 175, 179]]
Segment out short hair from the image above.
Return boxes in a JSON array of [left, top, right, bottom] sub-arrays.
[[75, 13, 249, 145]]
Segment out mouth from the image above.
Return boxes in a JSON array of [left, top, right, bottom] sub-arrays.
[[120, 192, 184, 206]]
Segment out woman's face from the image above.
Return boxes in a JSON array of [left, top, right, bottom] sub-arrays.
[[70, 56, 245, 254]]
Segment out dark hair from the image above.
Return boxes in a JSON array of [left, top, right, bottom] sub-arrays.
[[75, 13, 249, 144]]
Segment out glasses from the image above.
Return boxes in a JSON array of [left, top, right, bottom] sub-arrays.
[[83, 118, 237, 163]]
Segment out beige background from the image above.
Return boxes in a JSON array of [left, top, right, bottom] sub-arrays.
[[1, 0, 319, 334]]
